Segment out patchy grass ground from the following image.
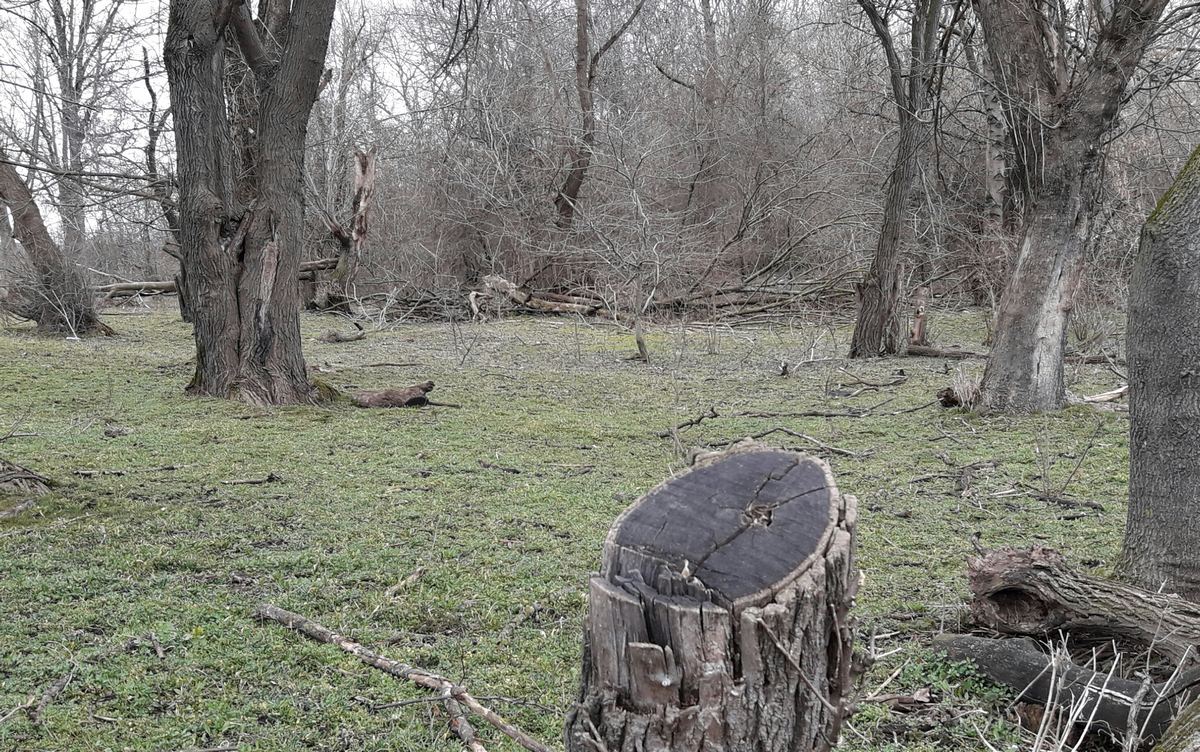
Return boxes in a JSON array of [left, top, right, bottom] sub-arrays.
[[0, 305, 1129, 752]]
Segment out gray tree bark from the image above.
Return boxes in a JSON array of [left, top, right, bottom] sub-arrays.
[[974, 0, 1168, 411], [164, 0, 336, 405], [566, 446, 858, 751], [849, 0, 942, 358], [1121, 145, 1200, 600]]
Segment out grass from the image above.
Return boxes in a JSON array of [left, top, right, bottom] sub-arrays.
[[0, 305, 1131, 751]]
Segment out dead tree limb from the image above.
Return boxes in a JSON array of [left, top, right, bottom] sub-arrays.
[[253, 603, 553, 752], [967, 547, 1200, 666], [934, 634, 1196, 742]]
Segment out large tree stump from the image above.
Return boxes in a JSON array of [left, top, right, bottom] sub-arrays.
[[565, 446, 858, 752]]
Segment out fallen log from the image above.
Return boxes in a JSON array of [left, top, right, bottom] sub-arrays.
[[476, 275, 632, 324], [0, 458, 52, 496], [351, 381, 435, 408], [934, 634, 1197, 742], [565, 443, 859, 751], [967, 547, 1200, 666], [95, 257, 339, 298]]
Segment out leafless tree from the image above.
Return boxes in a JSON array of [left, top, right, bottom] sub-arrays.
[[164, 0, 336, 404]]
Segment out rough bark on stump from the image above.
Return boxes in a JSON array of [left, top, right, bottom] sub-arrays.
[[968, 547, 1200, 666], [566, 446, 858, 752]]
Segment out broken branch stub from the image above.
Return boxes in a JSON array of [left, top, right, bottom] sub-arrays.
[[566, 445, 858, 751]]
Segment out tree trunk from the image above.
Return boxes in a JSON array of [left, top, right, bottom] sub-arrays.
[[313, 148, 376, 311], [164, 0, 336, 405], [0, 160, 107, 336], [555, 0, 643, 228], [849, 0, 941, 358], [1121, 145, 1200, 600], [850, 114, 925, 357], [973, 0, 1167, 411], [565, 445, 858, 751]]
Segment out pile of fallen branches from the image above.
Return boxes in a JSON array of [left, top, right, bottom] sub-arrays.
[[95, 257, 340, 301]]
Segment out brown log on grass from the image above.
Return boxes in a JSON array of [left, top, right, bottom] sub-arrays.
[[933, 634, 1197, 742], [565, 444, 858, 751], [968, 547, 1200, 666], [351, 381, 435, 408]]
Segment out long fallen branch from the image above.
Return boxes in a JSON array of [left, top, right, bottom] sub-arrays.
[[253, 604, 553, 752], [710, 427, 859, 457], [95, 258, 338, 298]]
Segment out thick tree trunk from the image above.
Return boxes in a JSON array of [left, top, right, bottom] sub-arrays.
[[973, 0, 1167, 411], [165, 0, 335, 405], [565, 445, 858, 751], [1121, 145, 1200, 600], [0, 160, 107, 336], [850, 114, 924, 357]]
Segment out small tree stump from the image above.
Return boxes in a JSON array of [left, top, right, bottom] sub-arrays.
[[566, 446, 858, 752]]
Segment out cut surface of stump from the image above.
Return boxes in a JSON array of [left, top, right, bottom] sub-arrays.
[[566, 445, 858, 752]]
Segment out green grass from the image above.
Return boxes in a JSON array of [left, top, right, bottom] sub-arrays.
[[0, 306, 1130, 751]]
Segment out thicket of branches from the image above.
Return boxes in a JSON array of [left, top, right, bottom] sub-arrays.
[[0, 0, 1196, 323]]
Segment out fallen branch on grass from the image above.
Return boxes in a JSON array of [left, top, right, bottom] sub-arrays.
[[905, 344, 984, 359], [1083, 385, 1128, 403], [0, 459, 52, 495], [934, 634, 1192, 741], [709, 428, 858, 457], [253, 603, 553, 752], [655, 406, 719, 437]]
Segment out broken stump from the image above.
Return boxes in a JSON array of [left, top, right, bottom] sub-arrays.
[[565, 445, 858, 752]]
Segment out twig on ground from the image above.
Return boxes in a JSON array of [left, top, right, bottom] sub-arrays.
[[655, 407, 719, 437], [220, 473, 281, 486], [29, 665, 76, 725], [710, 427, 858, 457], [253, 603, 554, 752]]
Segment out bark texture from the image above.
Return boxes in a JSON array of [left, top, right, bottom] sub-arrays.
[[566, 446, 858, 751], [0, 160, 106, 335], [1121, 144, 1200, 600], [934, 635, 1195, 742], [967, 547, 1200, 666], [975, 0, 1168, 411], [164, 0, 336, 404]]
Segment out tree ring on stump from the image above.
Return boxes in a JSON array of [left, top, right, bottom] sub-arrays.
[[567, 444, 858, 752], [603, 447, 838, 609]]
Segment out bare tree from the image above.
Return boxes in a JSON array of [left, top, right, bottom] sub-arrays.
[[848, 0, 947, 357], [555, 0, 645, 228], [0, 158, 108, 335], [974, 0, 1168, 411], [164, 0, 336, 404]]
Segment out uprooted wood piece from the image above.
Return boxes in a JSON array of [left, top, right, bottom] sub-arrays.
[[351, 381, 435, 408], [938, 547, 1200, 747], [967, 547, 1200, 665], [934, 635, 1198, 742]]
